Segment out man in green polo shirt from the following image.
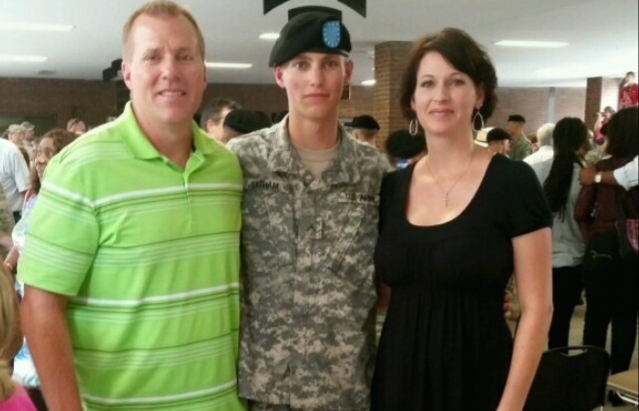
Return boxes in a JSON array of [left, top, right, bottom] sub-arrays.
[[18, 2, 246, 411]]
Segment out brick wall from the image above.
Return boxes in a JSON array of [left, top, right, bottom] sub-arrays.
[[373, 42, 412, 148], [1, 77, 587, 137], [202, 83, 288, 116], [0, 78, 118, 131], [0, 77, 376, 131], [490, 87, 586, 134], [555, 88, 588, 122], [339, 86, 375, 119], [584, 77, 623, 130]]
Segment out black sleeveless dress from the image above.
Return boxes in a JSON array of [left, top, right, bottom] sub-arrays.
[[371, 155, 551, 411]]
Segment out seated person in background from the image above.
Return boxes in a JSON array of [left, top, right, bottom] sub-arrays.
[[351, 115, 381, 146], [384, 129, 427, 169], [486, 127, 511, 155], [524, 123, 555, 165], [222, 109, 272, 144]]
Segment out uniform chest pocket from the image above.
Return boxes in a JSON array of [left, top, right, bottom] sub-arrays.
[[321, 192, 380, 279], [242, 181, 295, 268]]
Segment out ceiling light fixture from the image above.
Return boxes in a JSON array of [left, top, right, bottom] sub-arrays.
[[0, 54, 47, 63], [205, 62, 253, 69], [361, 79, 376, 86], [259, 33, 280, 40], [0, 22, 75, 32], [494, 40, 569, 48]]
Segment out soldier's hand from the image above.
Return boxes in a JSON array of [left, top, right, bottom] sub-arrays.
[[503, 291, 514, 319], [579, 165, 597, 185]]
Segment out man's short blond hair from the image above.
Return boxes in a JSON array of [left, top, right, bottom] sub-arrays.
[[122, 0, 205, 61]]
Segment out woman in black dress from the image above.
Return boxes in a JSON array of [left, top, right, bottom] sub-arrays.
[[371, 28, 553, 411]]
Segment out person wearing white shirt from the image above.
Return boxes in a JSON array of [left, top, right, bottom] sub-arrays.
[[0, 138, 30, 223], [524, 123, 555, 165], [531, 117, 587, 350], [580, 154, 638, 191]]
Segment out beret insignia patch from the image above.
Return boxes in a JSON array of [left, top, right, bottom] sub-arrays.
[[322, 21, 341, 49]]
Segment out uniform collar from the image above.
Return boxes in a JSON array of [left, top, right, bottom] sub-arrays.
[[117, 102, 219, 160], [267, 116, 361, 186]]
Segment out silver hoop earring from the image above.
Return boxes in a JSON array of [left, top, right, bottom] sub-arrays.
[[472, 111, 485, 132], [409, 119, 420, 136]]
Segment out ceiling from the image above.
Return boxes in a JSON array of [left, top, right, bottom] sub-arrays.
[[0, 0, 637, 87]]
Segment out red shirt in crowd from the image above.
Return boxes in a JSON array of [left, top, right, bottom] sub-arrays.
[[620, 83, 639, 109]]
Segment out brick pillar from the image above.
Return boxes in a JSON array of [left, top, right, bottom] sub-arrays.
[[373, 41, 412, 150], [585, 77, 622, 130]]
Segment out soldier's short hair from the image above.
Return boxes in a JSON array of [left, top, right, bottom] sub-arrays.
[[200, 98, 241, 128]]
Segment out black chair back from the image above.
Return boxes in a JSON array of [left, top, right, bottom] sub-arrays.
[[526, 346, 610, 411]]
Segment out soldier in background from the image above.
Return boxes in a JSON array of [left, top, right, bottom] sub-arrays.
[[351, 114, 380, 146], [506, 114, 533, 160], [228, 12, 387, 411], [222, 109, 272, 144], [486, 127, 511, 156], [200, 97, 241, 142]]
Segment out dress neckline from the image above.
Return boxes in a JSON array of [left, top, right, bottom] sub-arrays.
[[403, 154, 499, 230]]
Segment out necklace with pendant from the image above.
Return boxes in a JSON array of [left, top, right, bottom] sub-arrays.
[[425, 148, 477, 208]]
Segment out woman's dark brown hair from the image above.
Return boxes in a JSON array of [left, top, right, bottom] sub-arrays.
[[606, 107, 638, 159], [399, 28, 498, 129], [30, 129, 78, 194]]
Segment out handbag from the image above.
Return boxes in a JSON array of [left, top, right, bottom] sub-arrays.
[[616, 189, 639, 256]]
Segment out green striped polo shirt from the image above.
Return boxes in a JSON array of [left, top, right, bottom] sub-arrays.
[[18, 103, 247, 411]]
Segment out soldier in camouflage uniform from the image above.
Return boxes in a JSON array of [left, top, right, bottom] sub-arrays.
[[227, 12, 387, 411], [506, 114, 533, 161]]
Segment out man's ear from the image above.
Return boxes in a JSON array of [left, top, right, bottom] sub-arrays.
[[274, 66, 286, 89], [122, 61, 133, 91], [344, 59, 354, 86]]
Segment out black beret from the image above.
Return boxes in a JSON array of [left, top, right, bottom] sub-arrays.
[[269, 12, 352, 67], [507, 114, 526, 123], [224, 109, 270, 134], [385, 130, 427, 159], [351, 115, 380, 131], [486, 128, 511, 142]]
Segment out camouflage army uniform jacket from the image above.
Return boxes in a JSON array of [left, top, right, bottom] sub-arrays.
[[509, 134, 533, 161], [228, 120, 387, 410]]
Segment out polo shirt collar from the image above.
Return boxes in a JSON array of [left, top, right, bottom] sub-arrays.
[[117, 102, 218, 160]]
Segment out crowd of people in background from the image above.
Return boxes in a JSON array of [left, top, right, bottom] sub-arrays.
[[1, 1, 638, 410]]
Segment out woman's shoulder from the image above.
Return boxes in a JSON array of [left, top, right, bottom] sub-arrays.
[[487, 154, 538, 185], [383, 163, 414, 187]]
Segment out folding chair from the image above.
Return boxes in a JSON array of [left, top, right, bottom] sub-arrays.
[[607, 368, 639, 406], [526, 346, 610, 411]]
